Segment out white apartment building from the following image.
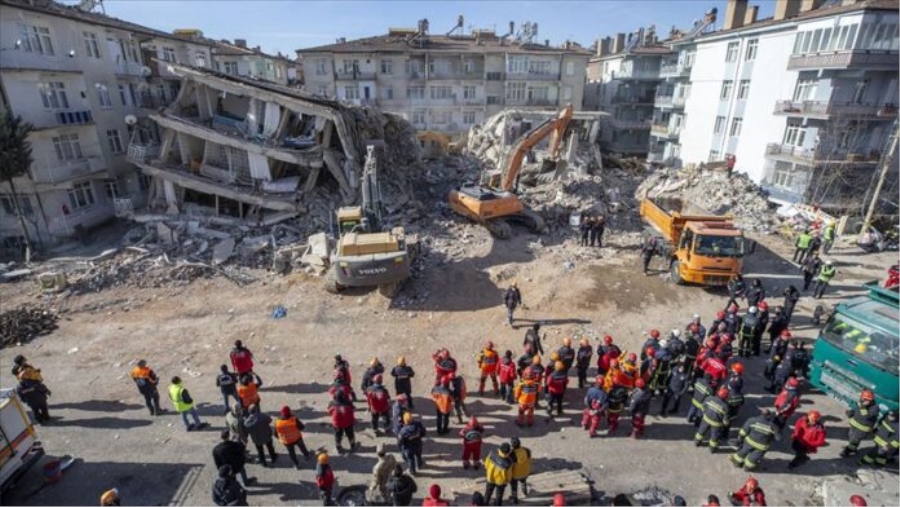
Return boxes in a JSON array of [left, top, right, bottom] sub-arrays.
[[296, 20, 589, 138], [660, 0, 898, 210], [211, 38, 298, 87], [0, 0, 214, 251]]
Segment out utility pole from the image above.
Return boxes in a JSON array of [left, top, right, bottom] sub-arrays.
[[863, 123, 898, 229]]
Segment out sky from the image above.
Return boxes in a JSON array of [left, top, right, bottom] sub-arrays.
[[87, 0, 777, 57]]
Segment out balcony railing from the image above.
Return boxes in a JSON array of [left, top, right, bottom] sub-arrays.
[[610, 118, 651, 130], [0, 50, 82, 73], [650, 123, 681, 137], [660, 64, 691, 78], [613, 68, 660, 80], [526, 98, 557, 107], [787, 50, 898, 70], [506, 72, 559, 82], [334, 70, 376, 80], [655, 95, 673, 106], [47, 204, 115, 237], [765, 143, 882, 165], [774, 100, 898, 118], [30, 157, 106, 184], [138, 93, 171, 109], [114, 60, 145, 77], [614, 94, 656, 105], [429, 71, 484, 81], [127, 143, 160, 163]]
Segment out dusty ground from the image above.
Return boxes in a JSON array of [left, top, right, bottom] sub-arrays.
[[1, 221, 897, 506]]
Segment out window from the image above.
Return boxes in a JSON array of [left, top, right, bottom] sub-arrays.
[[342, 59, 359, 74], [784, 123, 806, 146], [53, 134, 83, 161], [463, 85, 476, 99], [343, 84, 359, 100], [725, 42, 739, 62], [83, 32, 101, 58], [463, 59, 476, 73], [684, 50, 696, 69], [528, 85, 549, 101], [39, 82, 69, 109], [428, 59, 451, 75], [161, 47, 176, 63], [410, 109, 425, 125], [430, 86, 452, 99], [406, 60, 423, 76], [506, 82, 526, 101], [224, 62, 239, 75], [486, 71, 502, 81], [316, 59, 328, 75], [708, 150, 721, 162], [104, 180, 120, 199], [67, 182, 95, 210], [486, 95, 501, 105], [563, 86, 572, 101], [566, 61, 575, 75], [138, 174, 152, 191], [316, 84, 328, 97], [771, 161, 795, 188], [195, 52, 207, 68], [811, 29, 822, 53], [96, 83, 112, 108], [0, 195, 34, 216], [720, 81, 733, 100], [730, 118, 743, 137], [820, 28, 832, 52], [508, 56, 528, 74], [118, 84, 129, 106], [852, 79, 868, 104], [463, 111, 476, 124], [714, 116, 726, 134], [793, 78, 817, 101], [156, 84, 166, 103], [745, 39, 758, 61], [407, 86, 425, 99], [430, 111, 451, 124], [106, 129, 123, 154], [738, 80, 750, 100], [528, 61, 551, 75], [19, 24, 54, 55], [383, 87, 393, 100], [822, 314, 899, 376], [380, 59, 393, 74]]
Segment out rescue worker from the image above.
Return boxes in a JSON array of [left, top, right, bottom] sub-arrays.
[[783, 285, 801, 323], [807, 233, 823, 259], [131, 359, 163, 416], [545, 361, 568, 417], [793, 229, 813, 263], [386, 464, 417, 506], [514, 367, 541, 427], [243, 404, 276, 468], [641, 330, 661, 361], [726, 274, 746, 310], [528, 354, 546, 386], [667, 330, 686, 361], [275, 405, 310, 469], [423, 484, 449, 507], [504, 281, 522, 326], [791, 340, 811, 379], [813, 260, 837, 299], [327, 390, 357, 453], [211, 465, 247, 507], [723, 384, 745, 440], [449, 373, 469, 423], [774, 377, 802, 431], [687, 314, 707, 340], [822, 220, 836, 254], [606, 383, 628, 436], [860, 409, 899, 467], [764, 330, 790, 390], [766, 308, 789, 352], [212, 429, 255, 486], [694, 387, 730, 451], [361, 357, 385, 392], [432, 348, 458, 385], [334, 354, 357, 402], [575, 338, 593, 388], [397, 412, 426, 475], [484, 443, 514, 506], [648, 345, 673, 395], [700, 351, 728, 387], [579, 215, 592, 246], [687, 376, 713, 426], [523, 323, 545, 356], [621, 352, 639, 388], [329, 370, 353, 401], [367, 443, 397, 504], [15, 373, 51, 424], [225, 402, 248, 446], [708, 311, 727, 338], [315, 452, 336, 505], [801, 252, 822, 292], [216, 365, 240, 415], [229, 340, 260, 385], [596, 335, 621, 376], [840, 389, 880, 457], [391, 394, 411, 437], [365, 373, 391, 433], [738, 307, 760, 358], [769, 345, 796, 394], [237, 374, 261, 410], [459, 416, 485, 469], [628, 378, 652, 439], [729, 477, 766, 507], [640, 235, 658, 274], [557, 337, 576, 372], [168, 376, 207, 431], [477, 341, 501, 396], [391, 356, 416, 409], [746, 279, 766, 307], [509, 436, 532, 504], [659, 362, 688, 416], [517, 345, 536, 378], [731, 409, 780, 470], [756, 301, 771, 354], [498, 351, 518, 404], [683, 328, 701, 381], [431, 378, 454, 434], [789, 410, 826, 469], [727, 362, 745, 393], [592, 214, 606, 247], [11, 355, 43, 382], [723, 306, 740, 336], [582, 376, 609, 437]]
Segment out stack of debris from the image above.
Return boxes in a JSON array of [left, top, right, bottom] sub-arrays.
[[636, 165, 780, 231], [0, 305, 58, 349]]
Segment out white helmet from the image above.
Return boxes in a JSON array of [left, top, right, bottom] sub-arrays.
[[749, 306, 758, 314], [671, 329, 681, 338], [692, 314, 701, 321], [825, 259, 833, 265], [659, 339, 669, 349]]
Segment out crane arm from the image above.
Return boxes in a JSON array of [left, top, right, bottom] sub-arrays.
[[499, 104, 574, 191]]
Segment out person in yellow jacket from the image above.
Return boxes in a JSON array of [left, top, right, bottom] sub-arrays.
[[509, 436, 532, 504], [483, 442, 514, 505], [168, 376, 208, 432]]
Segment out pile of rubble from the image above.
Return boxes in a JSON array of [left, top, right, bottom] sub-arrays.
[[0, 305, 58, 349], [636, 165, 780, 231]]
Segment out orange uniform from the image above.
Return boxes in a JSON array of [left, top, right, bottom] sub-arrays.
[[477, 348, 500, 396], [514, 378, 541, 427], [237, 382, 260, 408]]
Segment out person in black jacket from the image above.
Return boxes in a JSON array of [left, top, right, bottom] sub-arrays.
[[579, 216, 592, 246], [783, 285, 801, 323], [746, 279, 766, 307], [391, 357, 416, 410], [216, 365, 241, 415], [243, 404, 277, 467], [523, 323, 545, 356], [212, 430, 255, 486], [385, 464, 417, 506], [659, 363, 689, 416], [504, 282, 522, 326], [212, 465, 247, 506]]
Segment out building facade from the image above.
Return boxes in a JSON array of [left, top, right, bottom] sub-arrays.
[[296, 21, 589, 138], [211, 38, 297, 86], [0, 0, 213, 250]]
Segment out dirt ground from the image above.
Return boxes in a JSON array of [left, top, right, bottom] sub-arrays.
[[1, 222, 897, 506]]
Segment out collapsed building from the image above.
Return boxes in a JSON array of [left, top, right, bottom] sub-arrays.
[[127, 61, 419, 224]]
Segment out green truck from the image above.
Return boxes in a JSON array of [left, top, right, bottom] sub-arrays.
[[809, 282, 899, 411]]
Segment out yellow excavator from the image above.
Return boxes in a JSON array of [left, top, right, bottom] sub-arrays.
[[449, 104, 573, 238]]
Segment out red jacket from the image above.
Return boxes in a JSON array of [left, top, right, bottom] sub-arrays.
[[230, 348, 254, 375], [423, 499, 450, 506], [731, 488, 766, 506], [498, 359, 517, 384], [701, 356, 727, 383], [545, 371, 568, 395], [315, 463, 335, 490], [775, 388, 801, 420], [365, 385, 391, 414], [327, 401, 355, 429], [792, 416, 826, 453]]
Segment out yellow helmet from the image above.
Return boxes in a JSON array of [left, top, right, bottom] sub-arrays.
[[317, 452, 329, 464], [370, 357, 381, 367], [397, 356, 406, 366], [550, 351, 560, 361], [402, 412, 413, 424], [854, 342, 867, 354], [554, 361, 566, 372], [563, 337, 572, 347], [532, 354, 542, 364]]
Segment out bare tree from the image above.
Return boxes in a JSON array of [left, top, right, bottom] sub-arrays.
[[0, 113, 35, 260]]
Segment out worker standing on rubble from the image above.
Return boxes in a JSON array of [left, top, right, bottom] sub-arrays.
[[130, 359, 163, 417], [504, 281, 523, 326], [640, 235, 658, 274], [823, 220, 837, 254], [12, 355, 52, 423], [737, 307, 760, 358], [813, 260, 837, 299], [498, 351, 518, 404], [477, 341, 501, 397], [793, 230, 813, 263], [216, 365, 240, 415], [168, 376, 208, 431], [459, 416, 485, 469], [275, 405, 310, 469], [509, 436, 532, 504], [659, 362, 689, 416], [592, 214, 606, 248], [687, 375, 713, 426], [391, 356, 415, 409], [557, 337, 576, 372], [580, 215, 592, 246], [365, 374, 391, 433], [327, 390, 358, 453], [229, 340, 260, 386], [575, 338, 593, 389], [483, 442, 514, 506], [524, 323, 545, 355], [596, 335, 620, 376]]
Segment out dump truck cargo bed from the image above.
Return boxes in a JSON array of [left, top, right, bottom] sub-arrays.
[[640, 198, 732, 245]]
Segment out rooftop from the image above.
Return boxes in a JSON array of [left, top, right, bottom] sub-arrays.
[[211, 40, 294, 63], [296, 32, 592, 56]]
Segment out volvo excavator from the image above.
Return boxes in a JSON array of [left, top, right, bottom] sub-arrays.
[[449, 104, 573, 238]]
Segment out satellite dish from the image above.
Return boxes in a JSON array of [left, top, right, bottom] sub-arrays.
[[124, 114, 137, 126], [141, 66, 152, 76]]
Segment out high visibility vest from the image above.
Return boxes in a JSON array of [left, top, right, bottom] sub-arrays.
[[702, 397, 728, 427], [479, 349, 499, 373], [818, 266, 836, 282], [824, 226, 835, 241], [168, 383, 193, 413], [484, 451, 513, 485], [238, 383, 260, 408], [515, 380, 539, 407], [275, 416, 302, 445], [511, 447, 531, 479], [796, 233, 812, 249]]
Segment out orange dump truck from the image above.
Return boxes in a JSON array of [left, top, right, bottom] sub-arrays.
[[640, 198, 755, 286]]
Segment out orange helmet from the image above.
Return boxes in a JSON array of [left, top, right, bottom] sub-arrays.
[[554, 361, 566, 372], [717, 387, 729, 400], [730, 363, 744, 375], [780, 330, 792, 338], [861, 389, 875, 402], [550, 351, 560, 361], [808, 410, 821, 423], [627, 352, 637, 363], [787, 377, 800, 388], [650, 329, 660, 339], [635, 378, 646, 389], [563, 337, 572, 347], [745, 477, 759, 490], [604, 335, 613, 345], [716, 311, 725, 319], [758, 301, 768, 311], [533, 354, 543, 365]]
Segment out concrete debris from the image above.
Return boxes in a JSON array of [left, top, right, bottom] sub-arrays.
[[0, 305, 59, 349], [212, 238, 236, 265], [635, 165, 781, 232]]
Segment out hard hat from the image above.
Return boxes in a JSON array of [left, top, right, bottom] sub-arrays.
[[717, 387, 729, 400], [854, 342, 867, 353], [563, 337, 572, 347], [317, 452, 329, 464], [635, 378, 646, 389], [579, 337, 589, 346], [749, 306, 758, 314], [787, 377, 800, 388], [808, 410, 821, 423], [402, 412, 413, 424], [604, 335, 613, 345], [671, 329, 681, 338], [554, 361, 566, 372], [552, 493, 567, 506], [716, 311, 725, 319], [645, 347, 655, 358], [370, 357, 381, 367], [280, 405, 292, 418], [780, 330, 792, 338], [758, 302, 768, 311], [373, 374, 384, 384], [730, 363, 744, 375], [439, 349, 450, 359], [595, 375, 605, 386], [627, 352, 637, 363], [397, 356, 407, 366], [550, 351, 560, 361], [485, 340, 494, 349], [745, 477, 759, 490], [825, 260, 833, 265], [469, 415, 479, 426], [849, 495, 868, 506], [533, 354, 543, 365], [650, 329, 660, 339], [861, 389, 875, 402], [429, 484, 442, 499], [659, 339, 668, 349], [100, 488, 119, 506], [692, 313, 701, 321]]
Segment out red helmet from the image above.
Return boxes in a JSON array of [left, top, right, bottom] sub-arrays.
[[787, 377, 800, 388], [627, 352, 637, 363], [861, 389, 875, 402], [850, 495, 868, 506], [468, 415, 479, 426], [758, 301, 768, 311], [440, 349, 451, 359], [722, 334, 733, 343], [745, 477, 759, 490], [552, 493, 567, 507], [603, 335, 613, 345], [808, 410, 821, 423], [595, 375, 605, 386], [485, 340, 494, 350], [372, 374, 383, 384], [716, 311, 725, 319], [635, 378, 646, 389], [650, 329, 660, 339], [780, 330, 792, 338], [717, 387, 729, 400], [646, 347, 656, 358], [730, 363, 744, 375]]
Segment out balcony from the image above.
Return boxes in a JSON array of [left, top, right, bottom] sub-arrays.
[[613, 68, 660, 80], [614, 94, 656, 105], [773, 100, 898, 119], [659, 64, 691, 78], [650, 123, 681, 138], [137, 93, 171, 110], [0, 50, 82, 73], [506, 72, 560, 82], [335, 70, 376, 81], [30, 157, 107, 185], [647, 150, 665, 162], [47, 204, 115, 237], [765, 143, 882, 166], [787, 50, 898, 70], [429, 71, 484, 81], [24, 109, 94, 130], [610, 118, 651, 130], [126, 143, 160, 164], [656, 95, 686, 108], [114, 60, 146, 77]]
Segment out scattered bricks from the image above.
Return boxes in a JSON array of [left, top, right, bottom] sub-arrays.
[[0, 305, 58, 349]]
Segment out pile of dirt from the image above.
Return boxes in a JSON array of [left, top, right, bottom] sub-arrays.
[[0, 305, 58, 349]]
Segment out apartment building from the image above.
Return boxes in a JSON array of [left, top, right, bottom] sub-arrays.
[[659, 0, 898, 209], [583, 28, 670, 156], [0, 0, 214, 250], [211, 38, 298, 86], [296, 19, 590, 138]]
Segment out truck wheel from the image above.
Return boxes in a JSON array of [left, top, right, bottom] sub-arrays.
[[325, 269, 341, 294], [485, 220, 512, 239], [670, 261, 684, 285], [378, 281, 401, 298], [336, 484, 369, 506]]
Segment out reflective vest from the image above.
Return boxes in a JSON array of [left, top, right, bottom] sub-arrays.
[[515, 379, 539, 407], [691, 379, 712, 410], [168, 383, 193, 413], [478, 349, 499, 374], [511, 447, 532, 479], [818, 265, 836, 282], [849, 403, 880, 433], [237, 383, 260, 408], [275, 416, 302, 445], [873, 417, 899, 449], [739, 416, 777, 451], [461, 425, 484, 443], [702, 397, 729, 428], [824, 225, 835, 241], [484, 450, 513, 485], [796, 233, 812, 249], [432, 386, 453, 414]]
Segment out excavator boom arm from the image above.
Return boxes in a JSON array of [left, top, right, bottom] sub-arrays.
[[499, 104, 574, 191]]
